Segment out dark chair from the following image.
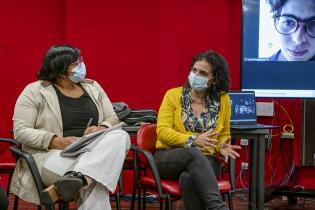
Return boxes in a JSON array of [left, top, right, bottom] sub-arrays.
[[121, 125, 146, 210], [9, 143, 124, 210], [0, 138, 18, 196], [131, 123, 233, 210], [111, 173, 124, 210], [9, 144, 70, 210]]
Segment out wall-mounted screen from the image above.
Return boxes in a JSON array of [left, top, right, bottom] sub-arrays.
[[241, 0, 315, 98]]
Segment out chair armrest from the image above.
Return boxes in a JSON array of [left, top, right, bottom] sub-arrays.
[[131, 145, 163, 196], [219, 140, 236, 191], [228, 158, 236, 191], [0, 138, 19, 146], [9, 146, 44, 195]]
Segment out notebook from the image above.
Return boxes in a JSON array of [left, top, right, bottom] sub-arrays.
[[228, 91, 279, 129]]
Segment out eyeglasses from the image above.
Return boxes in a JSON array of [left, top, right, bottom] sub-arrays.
[[67, 56, 84, 73], [72, 56, 84, 68], [274, 15, 315, 38]]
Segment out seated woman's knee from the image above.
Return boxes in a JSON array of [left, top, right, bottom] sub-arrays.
[[179, 171, 191, 186], [107, 129, 131, 150]]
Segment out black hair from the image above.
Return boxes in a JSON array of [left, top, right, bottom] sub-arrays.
[[266, 0, 288, 17], [36, 45, 81, 83], [184, 50, 230, 101]]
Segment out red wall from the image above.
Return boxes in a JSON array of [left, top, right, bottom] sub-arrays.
[[63, 0, 241, 108], [0, 0, 313, 191]]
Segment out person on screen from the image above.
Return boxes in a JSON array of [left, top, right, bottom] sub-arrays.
[[155, 50, 241, 210], [11, 45, 130, 209], [267, 0, 315, 61]]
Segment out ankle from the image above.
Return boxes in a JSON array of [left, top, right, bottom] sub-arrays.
[[84, 175, 93, 187], [80, 175, 94, 190]]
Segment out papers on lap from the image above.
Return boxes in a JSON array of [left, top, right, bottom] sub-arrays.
[[60, 123, 122, 157]]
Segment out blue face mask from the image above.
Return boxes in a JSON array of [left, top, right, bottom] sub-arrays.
[[188, 72, 209, 91], [69, 62, 86, 83]]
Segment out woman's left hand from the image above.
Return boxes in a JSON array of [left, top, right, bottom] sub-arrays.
[[219, 137, 241, 163], [83, 126, 107, 135]]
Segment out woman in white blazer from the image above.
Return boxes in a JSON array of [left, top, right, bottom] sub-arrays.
[[11, 45, 130, 209]]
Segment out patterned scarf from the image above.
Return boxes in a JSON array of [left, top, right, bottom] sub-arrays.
[[181, 87, 220, 133]]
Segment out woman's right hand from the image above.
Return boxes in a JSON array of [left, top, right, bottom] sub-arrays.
[[192, 130, 218, 153], [49, 136, 79, 150]]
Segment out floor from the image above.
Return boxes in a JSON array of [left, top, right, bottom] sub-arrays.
[[7, 192, 315, 210]]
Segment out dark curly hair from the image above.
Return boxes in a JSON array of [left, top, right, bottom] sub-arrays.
[[37, 45, 81, 83], [266, 0, 288, 17], [184, 50, 230, 101]]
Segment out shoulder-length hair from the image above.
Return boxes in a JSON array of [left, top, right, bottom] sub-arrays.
[[37, 45, 80, 83], [184, 50, 230, 101]]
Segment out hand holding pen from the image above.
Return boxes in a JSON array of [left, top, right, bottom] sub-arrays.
[[86, 117, 93, 129], [83, 118, 94, 135], [83, 118, 106, 135]]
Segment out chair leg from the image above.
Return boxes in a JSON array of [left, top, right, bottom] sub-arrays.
[[227, 192, 233, 210], [13, 195, 19, 210], [115, 193, 121, 210], [159, 196, 163, 210], [132, 153, 142, 210], [130, 186, 136, 210], [44, 204, 54, 210], [165, 194, 172, 210], [6, 172, 13, 197], [59, 201, 69, 210], [37, 205, 42, 210], [222, 194, 226, 201], [142, 187, 146, 210], [130, 169, 138, 210], [136, 186, 140, 210], [116, 172, 123, 210]]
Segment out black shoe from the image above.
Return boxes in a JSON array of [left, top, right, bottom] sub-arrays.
[[41, 171, 87, 204]]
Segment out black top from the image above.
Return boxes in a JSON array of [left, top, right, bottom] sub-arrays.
[[53, 85, 99, 137]]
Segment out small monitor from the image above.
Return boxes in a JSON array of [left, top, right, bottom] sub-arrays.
[[228, 91, 257, 125]]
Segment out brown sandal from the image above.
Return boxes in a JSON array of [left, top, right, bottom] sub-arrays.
[[41, 171, 86, 204], [41, 185, 59, 204]]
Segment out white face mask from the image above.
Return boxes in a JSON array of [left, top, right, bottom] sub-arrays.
[[188, 72, 209, 91], [69, 62, 86, 83]]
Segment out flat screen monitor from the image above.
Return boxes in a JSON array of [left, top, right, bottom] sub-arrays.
[[241, 0, 315, 98]]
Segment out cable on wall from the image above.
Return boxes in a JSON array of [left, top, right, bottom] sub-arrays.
[[271, 100, 294, 137]]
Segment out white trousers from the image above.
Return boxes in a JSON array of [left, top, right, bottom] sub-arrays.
[[42, 129, 130, 210]]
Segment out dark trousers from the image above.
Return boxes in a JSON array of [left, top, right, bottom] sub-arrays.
[[0, 187, 8, 210], [154, 147, 228, 210]]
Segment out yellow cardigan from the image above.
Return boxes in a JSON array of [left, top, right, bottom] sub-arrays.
[[156, 87, 231, 155]]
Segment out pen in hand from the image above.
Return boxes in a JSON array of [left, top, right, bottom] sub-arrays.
[[86, 118, 93, 129], [83, 118, 93, 135]]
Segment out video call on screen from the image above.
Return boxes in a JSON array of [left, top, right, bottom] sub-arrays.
[[241, 0, 315, 98]]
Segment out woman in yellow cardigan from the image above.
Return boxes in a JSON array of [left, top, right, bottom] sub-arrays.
[[155, 50, 241, 210]]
